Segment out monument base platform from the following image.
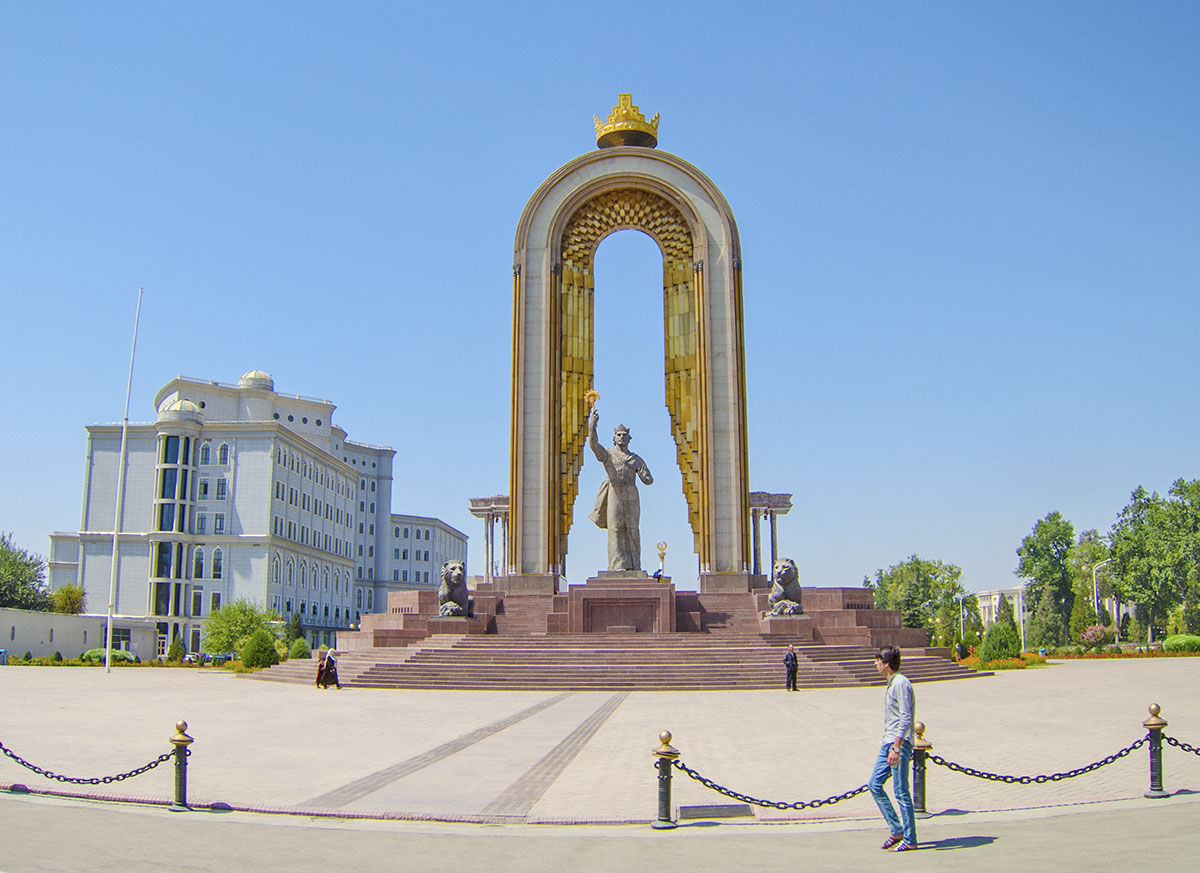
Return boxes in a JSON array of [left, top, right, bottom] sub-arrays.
[[568, 572, 675, 633]]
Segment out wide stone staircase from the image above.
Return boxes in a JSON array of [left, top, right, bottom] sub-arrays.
[[256, 634, 985, 691]]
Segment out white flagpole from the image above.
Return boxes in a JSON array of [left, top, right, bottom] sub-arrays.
[[105, 287, 143, 674]]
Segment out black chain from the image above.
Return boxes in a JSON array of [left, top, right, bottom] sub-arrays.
[[1164, 734, 1200, 756], [927, 734, 1148, 784], [669, 759, 869, 810], [0, 738, 180, 785]]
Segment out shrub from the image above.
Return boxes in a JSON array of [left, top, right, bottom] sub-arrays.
[[980, 657, 1028, 670], [1020, 652, 1046, 665], [1162, 634, 1200, 653], [240, 628, 280, 669], [288, 637, 311, 660], [979, 621, 1021, 663], [1081, 625, 1115, 648], [52, 651, 62, 662], [22, 651, 31, 661], [1105, 644, 1123, 655], [81, 648, 136, 663], [166, 635, 185, 663]]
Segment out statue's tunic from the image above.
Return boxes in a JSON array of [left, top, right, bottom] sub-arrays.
[[588, 444, 652, 571]]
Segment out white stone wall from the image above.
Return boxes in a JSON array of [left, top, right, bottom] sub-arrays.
[[0, 608, 156, 660]]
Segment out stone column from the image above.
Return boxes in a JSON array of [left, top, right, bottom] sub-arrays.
[[769, 510, 779, 579], [751, 509, 761, 577]]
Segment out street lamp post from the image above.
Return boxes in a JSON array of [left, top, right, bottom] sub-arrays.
[[1092, 557, 1112, 621], [954, 592, 967, 642]]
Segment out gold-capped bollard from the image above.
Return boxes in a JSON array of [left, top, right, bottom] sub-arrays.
[[652, 730, 679, 829], [912, 722, 933, 819], [1143, 704, 1169, 798], [169, 720, 194, 812]]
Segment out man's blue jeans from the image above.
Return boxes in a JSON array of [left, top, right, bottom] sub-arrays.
[[869, 740, 916, 843]]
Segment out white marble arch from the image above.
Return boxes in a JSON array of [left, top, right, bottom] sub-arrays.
[[509, 146, 752, 591]]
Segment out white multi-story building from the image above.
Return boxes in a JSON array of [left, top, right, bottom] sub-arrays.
[[48, 370, 467, 655]]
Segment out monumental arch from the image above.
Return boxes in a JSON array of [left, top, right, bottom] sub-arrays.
[[508, 96, 752, 592]]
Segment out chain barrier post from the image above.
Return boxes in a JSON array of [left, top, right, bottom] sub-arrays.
[[169, 720, 194, 812], [1143, 704, 1169, 798], [912, 721, 933, 819], [652, 730, 679, 830]]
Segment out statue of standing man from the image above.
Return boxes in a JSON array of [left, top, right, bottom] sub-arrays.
[[588, 409, 654, 571]]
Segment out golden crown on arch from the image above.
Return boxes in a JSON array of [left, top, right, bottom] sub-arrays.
[[594, 93, 659, 149]]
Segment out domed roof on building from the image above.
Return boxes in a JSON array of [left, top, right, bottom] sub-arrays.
[[156, 398, 203, 423], [238, 369, 275, 390]]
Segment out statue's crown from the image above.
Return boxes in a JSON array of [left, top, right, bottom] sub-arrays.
[[614, 423, 630, 435], [594, 94, 659, 149]]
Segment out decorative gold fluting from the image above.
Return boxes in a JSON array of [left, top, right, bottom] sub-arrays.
[[594, 94, 660, 149], [556, 189, 701, 555]]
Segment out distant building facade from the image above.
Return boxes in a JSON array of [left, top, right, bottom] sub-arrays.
[[48, 371, 466, 655]]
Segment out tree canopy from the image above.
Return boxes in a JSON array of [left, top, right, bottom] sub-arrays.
[[864, 555, 980, 646], [0, 533, 51, 611], [1017, 512, 1075, 648], [1108, 480, 1200, 642], [200, 598, 281, 654]]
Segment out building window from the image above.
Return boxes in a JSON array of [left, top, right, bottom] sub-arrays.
[[200, 444, 211, 465], [299, 563, 307, 589], [215, 479, 227, 500], [287, 559, 294, 586], [323, 570, 330, 592], [193, 549, 204, 579], [370, 503, 375, 514], [323, 605, 330, 618], [192, 590, 203, 616], [393, 569, 399, 581], [272, 556, 281, 584], [394, 526, 399, 538], [356, 589, 362, 608], [403, 527, 409, 538], [370, 481, 376, 492], [196, 513, 207, 535], [402, 570, 408, 582], [366, 590, 373, 609], [358, 523, 364, 534], [198, 480, 209, 500], [212, 549, 223, 579], [214, 513, 225, 535], [211, 592, 221, 612], [393, 548, 400, 559], [357, 567, 363, 579], [300, 601, 307, 615], [218, 443, 230, 464], [367, 567, 373, 580], [359, 501, 365, 512], [368, 546, 374, 558], [402, 549, 408, 560]]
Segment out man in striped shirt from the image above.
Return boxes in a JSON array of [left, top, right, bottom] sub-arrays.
[[870, 645, 918, 852]]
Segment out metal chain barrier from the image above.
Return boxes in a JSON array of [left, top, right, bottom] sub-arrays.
[[670, 759, 869, 810], [927, 734, 1148, 784], [0, 738, 178, 786], [1164, 734, 1200, 757]]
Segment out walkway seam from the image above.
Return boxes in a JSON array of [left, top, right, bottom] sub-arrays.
[[301, 692, 574, 809], [481, 692, 630, 818]]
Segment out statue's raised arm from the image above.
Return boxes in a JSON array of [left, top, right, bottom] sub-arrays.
[[588, 409, 607, 463]]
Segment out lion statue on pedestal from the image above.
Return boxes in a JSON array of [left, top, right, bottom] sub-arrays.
[[437, 561, 474, 617], [766, 558, 804, 616]]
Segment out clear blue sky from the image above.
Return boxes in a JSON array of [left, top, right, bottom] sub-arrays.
[[2, 2, 1197, 592]]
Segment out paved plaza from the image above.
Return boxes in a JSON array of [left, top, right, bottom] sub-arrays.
[[2, 658, 1200, 870]]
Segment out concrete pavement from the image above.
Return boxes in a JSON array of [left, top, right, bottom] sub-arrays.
[[2, 657, 1200, 869]]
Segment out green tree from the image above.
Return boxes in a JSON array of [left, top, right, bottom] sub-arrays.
[[284, 613, 303, 644], [1068, 577, 1097, 642], [1017, 512, 1075, 647], [166, 632, 185, 663], [240, 628, 280, 668], [51, 583, 86, 615], [1109, 486, 1187, 643], [864, 555, 966, 643], [201, 598, 280, 654], [288, 637, 311, 660], [995, 592, 1018, 634], [978, 620, 1020, 662], [0, 533, 52, 611]]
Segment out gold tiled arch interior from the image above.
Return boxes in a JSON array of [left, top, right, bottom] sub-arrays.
[[557, 189, 701, 554]]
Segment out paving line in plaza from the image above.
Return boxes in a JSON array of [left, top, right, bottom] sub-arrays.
[[301, 692, 574, 809], [481, 692, 630, 817]]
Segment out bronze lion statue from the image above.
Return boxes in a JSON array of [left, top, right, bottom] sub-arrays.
[[437, 561, 474, 617], [766, 558, 804, 616]]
